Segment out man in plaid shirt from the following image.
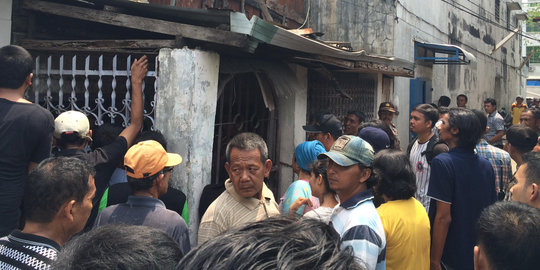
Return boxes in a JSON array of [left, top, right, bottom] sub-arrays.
[[473, 110, 512, 200]]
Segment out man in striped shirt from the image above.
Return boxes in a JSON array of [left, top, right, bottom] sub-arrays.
[[318, 135, 385, 270], [0, 157, 96, 269], [407, 104, 448, 211], [198, 133, 280, 245]]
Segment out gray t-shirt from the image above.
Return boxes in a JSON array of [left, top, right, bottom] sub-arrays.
[[485, 111, 505, 146], [94, 195, 190, 254]]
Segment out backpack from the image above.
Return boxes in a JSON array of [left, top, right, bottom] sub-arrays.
[[406, 134, 448, 165]]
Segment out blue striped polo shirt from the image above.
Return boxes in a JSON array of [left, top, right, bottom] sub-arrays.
[[331, 189, 386, 270]]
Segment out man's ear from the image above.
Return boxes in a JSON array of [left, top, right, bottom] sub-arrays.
[[264, 159, 272, 178], [225, 162, 231, 177], [25, 73, 33, 87], [529, 183, 539, 202], [359, 167, 372, 183], [62, 200, 77, 222], [474, 245, 489, 270], [450, 126, 459, 136]]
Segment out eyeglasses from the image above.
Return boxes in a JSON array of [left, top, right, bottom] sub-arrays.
[[163, 167, 174, 174]]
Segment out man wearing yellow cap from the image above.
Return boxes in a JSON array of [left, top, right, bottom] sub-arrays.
[[93, 140, 190, 255]]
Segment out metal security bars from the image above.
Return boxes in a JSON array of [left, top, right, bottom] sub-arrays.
[[27, 53, 157, 130]]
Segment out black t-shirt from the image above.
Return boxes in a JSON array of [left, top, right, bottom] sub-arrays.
[[0, 99, 54, 237], [55, 136, 127, 230]]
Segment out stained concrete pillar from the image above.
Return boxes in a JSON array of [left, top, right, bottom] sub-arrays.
[[277, 64, 308, 196], [155, 48, 219, 246], [0, 0, 11, 46]]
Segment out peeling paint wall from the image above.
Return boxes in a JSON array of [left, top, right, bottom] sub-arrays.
[[0, 0, 11, 46], [155, 48, 219, 246], [277, 64, 308, 196], [308, 0, 395, 55], [393, 0, 522, 146]]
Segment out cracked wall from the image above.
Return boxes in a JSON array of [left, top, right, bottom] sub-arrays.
[[308, 0, 396, 55]]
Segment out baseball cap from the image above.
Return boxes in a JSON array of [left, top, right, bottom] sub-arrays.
[[318, 135, 374, 167], [302, 114, 343, 134], [516, 95, 524, 100], [358, 127, 390, 153], [378, 102, 398, 115], [54, 111, 92, 141], [124, 140, 182, 179]]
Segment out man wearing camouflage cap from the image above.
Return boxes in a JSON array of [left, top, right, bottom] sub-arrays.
[[318, 135, 386, 270]]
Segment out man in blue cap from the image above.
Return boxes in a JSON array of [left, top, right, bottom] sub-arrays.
[[318, 135, 386, 270]]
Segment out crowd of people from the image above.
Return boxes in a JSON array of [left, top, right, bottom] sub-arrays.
[[1, 44, 540, 270]]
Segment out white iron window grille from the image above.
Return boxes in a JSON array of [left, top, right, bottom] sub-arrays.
[[26, 53, 158, 130]]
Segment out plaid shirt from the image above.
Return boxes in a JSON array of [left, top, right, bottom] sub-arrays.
[[475, 139, 512, 194]]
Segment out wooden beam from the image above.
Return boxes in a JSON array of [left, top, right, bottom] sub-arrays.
[[256, 0, 274, 22], [23, 0, 254, 50], [20, 39, 178, 51]]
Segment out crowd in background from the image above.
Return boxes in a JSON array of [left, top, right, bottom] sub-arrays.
[[1, 45, 540, 270]]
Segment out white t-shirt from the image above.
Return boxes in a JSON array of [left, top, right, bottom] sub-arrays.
[[409, 139, 431, 211], [302, 206, 334, 224]]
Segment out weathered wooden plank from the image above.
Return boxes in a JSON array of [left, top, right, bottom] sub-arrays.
[[20, 39, 178, 50], [23, 0, 253, 49]]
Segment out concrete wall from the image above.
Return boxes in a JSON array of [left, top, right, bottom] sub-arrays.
[[308, 0, 395, 55], [393, 0, 523, 145], [0, 0, 11, 46], [155, 48, 219, 246], [277, 64, 308, 196]]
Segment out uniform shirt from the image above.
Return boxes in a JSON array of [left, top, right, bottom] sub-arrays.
[[428, 148, 497, 270], [377, 198, 430, 270], [198, 179, 280, 245], [475, 139, 512, 196], [409, 140, 431, 211], [94, 195, 190, 255], [511, 102, 527, 125], [0, 99, 54, 236], [331, 189, 386, 270], [0, 230, 60, 270], [484, 111, 505, 146]]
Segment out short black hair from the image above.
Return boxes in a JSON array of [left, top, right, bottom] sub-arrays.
[[523, 107, 540, 121], [91, 124, 123, 150], [457, 94, 468, 101], [484, 98, 497, 106], [438, 96, 451, 107], [472, 109, 488, 131], [438, 106, 450, 115], [506, 125, 537, 153], [177, 217, 363, 270], [225, 132, 268, 163], [127, 172, 161, 192], [23, 157, 94, 223], [347, 111, 366, 123], [135, 130, 168, 150], [447, 108, 483, 150], [412, 104, 439, 128], [55, 133, 87, 149], [523, 152, 540, 186], [373, 149, 416, 200], [476, 202, 540, 270], [54, 224, 183, 270], [0, 45, 33, 89]]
